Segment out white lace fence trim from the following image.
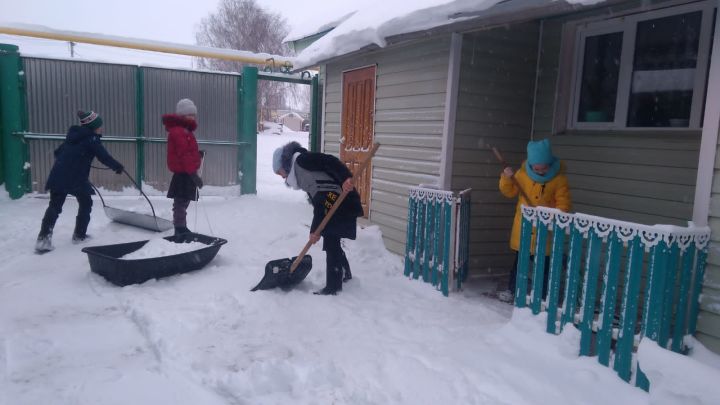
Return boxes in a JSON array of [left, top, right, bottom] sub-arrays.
[[409, 186, 455, 204], [521, 206, 710, 252]]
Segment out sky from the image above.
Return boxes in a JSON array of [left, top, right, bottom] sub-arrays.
[[0, 0, 358, 68]]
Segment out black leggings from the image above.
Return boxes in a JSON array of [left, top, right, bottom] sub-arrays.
[[508, 252, 550, 299], [40, 191, 93, 236], [322, 236, 349, 289]]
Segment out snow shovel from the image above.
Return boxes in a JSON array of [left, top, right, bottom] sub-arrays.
[[91, 169, 173, 232], [251, 143, 380, 291], [490, 145, 535, 207]]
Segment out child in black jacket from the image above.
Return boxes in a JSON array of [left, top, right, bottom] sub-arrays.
[[273, 141, 363, 295], [35, 110, 123, 253]]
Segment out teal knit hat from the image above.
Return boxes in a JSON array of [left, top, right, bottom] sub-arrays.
[[77, 110, 103, 130], [527, 139, 554, 165]]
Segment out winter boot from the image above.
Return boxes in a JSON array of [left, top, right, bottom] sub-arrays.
[[35, 232, 54, 253], [497, 289, 514, 304], [340, 250, 352, 282], [314, 265, 343, 295], [72, 215, 91, 244], [72, 233, 91, 244], [174, 226, 192, 242]]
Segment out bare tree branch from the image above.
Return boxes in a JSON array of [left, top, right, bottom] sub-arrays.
[[195, 0, 311, 123]]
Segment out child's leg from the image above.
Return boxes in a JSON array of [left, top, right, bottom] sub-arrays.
[[39, 192, 67, 237], [172, 198, 191, 228], [339, 242, 352, 281], [507, 251, 519, 293], [73, 192, 93, 237], [319, 236, 343, 293]]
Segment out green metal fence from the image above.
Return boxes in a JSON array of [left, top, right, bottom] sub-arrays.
[[515, 205, 710, 390], [0, 44, 318, 198]]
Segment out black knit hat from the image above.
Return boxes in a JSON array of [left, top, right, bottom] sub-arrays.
[[77, 110, 103, 130]]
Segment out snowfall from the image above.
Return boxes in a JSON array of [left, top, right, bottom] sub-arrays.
[[1, 125, 720, 405]]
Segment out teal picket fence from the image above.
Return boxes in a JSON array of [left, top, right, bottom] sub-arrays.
[[516, 206, 710, 390], [404, 187, 471, 296]]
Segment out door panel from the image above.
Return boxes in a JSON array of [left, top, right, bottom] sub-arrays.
[[341, 66, 376, 217]]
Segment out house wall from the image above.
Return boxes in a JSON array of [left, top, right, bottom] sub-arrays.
[[534, 5, 701, 227], [703, 147, 720, 353], [451, 23, 541, 277], [533, 0, 715, 352], [323, 36, 451, 254]]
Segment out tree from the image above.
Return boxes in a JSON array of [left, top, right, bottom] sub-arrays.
[[196, 0, 309, 123]]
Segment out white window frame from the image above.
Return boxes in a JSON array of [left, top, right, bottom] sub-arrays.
[[569, 1, 715, 131]]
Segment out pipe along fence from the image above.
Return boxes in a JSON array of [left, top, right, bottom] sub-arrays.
[[515, 206, 710, 390], [403, 186, 471, 296]]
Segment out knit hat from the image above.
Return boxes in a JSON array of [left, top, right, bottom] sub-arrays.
[[77, 110, 103, 130], [526, 139, 555, 166], [272, 147, 283, 174], [274, 141, 308, 174], [176, 98, 197, 116]]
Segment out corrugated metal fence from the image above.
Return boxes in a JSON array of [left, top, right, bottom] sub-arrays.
[[22, 57, 241, 193]]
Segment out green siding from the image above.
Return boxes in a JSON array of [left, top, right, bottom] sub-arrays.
[[322, 36, 451, 255], [451, 22, 541, 278]]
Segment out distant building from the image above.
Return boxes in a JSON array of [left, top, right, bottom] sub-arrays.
[[278, 112, 305, 131]]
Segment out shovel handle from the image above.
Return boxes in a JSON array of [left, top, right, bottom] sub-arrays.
[[122, 169, 164, 221], [490, 146, 535, 207], [290, 143, 381, 273]]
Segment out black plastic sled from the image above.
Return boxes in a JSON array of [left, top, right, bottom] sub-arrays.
[[82, 233, 227, 286], [251, 255, 313, 291]]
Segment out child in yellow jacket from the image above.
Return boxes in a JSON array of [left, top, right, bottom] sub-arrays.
[[498, 139, 571, 302]]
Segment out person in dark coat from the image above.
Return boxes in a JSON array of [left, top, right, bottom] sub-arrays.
[[164, 98, 203, 238], [35, 110, 124, 253], [273, 141, 364, 295]]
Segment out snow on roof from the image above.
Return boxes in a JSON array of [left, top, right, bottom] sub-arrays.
[[283, 11, 357, 43], [293, 0, 606, 69], [279, 112, 304, 119]]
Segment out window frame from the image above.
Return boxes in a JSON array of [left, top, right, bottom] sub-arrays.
[[568, 1, 715, 131]]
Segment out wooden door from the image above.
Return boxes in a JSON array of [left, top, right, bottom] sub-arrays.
[[341, 66, 376, 217]]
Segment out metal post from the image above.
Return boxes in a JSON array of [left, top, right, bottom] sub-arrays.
[[310, 74, 320, 152], [241, 66, 257, 194], [135, 67, 144, 190], [0, 44, 26, 198], [236, 75, 243, 190]]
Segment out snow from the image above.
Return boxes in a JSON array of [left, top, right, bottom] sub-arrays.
[[284, 11, 357, 43], [638, 339, 720, 405], [120, 239, 209, 260], [1, 125, 719, 404], [293, 0, 607, 68]]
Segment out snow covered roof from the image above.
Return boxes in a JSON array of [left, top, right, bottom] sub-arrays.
[[283, 11, 357, 43], [293, 0, 606, 69], [279, 112, 304, 120]]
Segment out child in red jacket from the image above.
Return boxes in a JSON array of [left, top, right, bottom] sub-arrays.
[[163, 98, 203, 237]]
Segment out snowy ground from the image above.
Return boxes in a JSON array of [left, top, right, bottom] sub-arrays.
[[1, 124, 719, 404]]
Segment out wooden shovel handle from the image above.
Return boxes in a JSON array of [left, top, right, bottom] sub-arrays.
[[491, 146, 535, 207], [290, 143, 381, 273]]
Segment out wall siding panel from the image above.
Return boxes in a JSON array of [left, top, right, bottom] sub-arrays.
[[451, 23, 540, 279], [323, 36, 451, 256]]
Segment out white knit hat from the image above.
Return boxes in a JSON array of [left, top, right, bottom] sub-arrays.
[[176, 98, 197, 116]]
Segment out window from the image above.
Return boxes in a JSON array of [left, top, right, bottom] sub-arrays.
[[570, 2, 715, 130]]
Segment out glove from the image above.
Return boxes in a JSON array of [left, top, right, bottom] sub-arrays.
[[191, 173, 203, 189], [114, 165, 124, 175]]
